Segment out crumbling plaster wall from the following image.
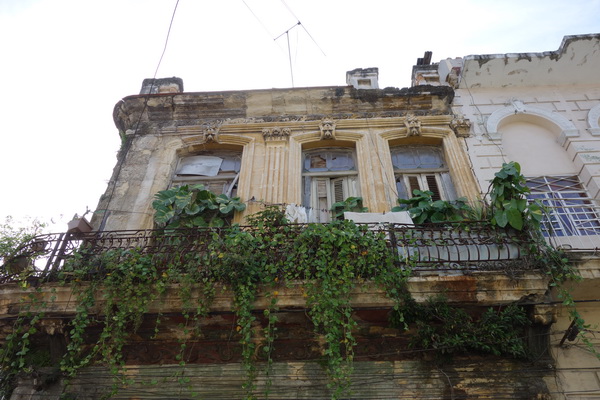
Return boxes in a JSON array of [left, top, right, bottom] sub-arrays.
[[453, 34, 600, 200], [10, 359, 555, 400], [456, 85, 600, 199], [447, 34, 600, 399], [94, 85, 473, 231]]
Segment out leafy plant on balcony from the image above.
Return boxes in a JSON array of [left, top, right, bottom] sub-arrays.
[[0, 216, 46, 277], [487, 161, 543, 231], [152, 184, 246, 229], [331, 196, 368, 220], [1, 176, 590, 400], [392, 189, 470, 224], [488, 162, 598, 359]]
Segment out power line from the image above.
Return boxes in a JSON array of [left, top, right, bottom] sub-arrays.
[[241, 0, 275, 39], [98, 0, 180, 231], [280, 0, 326, 56]]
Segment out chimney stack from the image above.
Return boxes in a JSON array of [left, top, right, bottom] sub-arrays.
[[140, 77, 184, 94], [346, 68, 379, 89]]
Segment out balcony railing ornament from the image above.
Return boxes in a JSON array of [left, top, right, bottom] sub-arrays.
[[0, 222, 543, 284]]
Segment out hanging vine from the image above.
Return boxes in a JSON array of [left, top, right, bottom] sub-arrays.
[[0, 165, 594, 399]]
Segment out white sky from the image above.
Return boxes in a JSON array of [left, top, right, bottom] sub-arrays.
[[1, 0, 599, 232]]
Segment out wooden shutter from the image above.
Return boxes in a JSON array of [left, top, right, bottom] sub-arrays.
[[332, 178, 345, 203], [425, 175, 442, 201], [407, 176, 421, 196]]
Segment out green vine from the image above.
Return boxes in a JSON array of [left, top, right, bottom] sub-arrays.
[[392, 297, 530, 361], [1, 165, 595, 399], [331, 196, 368, 220]]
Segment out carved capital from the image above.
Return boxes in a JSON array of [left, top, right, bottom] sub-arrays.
[[262, 127, 291, 141], [450, 115, 471, 137], [319, 118, 336, 140], [39, 318, 64, 335], [202, 123, 221, 143], [405, 114, 422, 136]]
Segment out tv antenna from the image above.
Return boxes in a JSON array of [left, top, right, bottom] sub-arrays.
[[274, 18, 326, 88], [274, 21, 301, 87]]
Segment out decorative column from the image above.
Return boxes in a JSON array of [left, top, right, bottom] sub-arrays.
[[262, 127, 291, 204]]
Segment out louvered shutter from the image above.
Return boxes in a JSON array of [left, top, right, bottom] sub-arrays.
[[425, 175, 442, 201], [332, 178, 345, 203], [407, 176, 422, 196]]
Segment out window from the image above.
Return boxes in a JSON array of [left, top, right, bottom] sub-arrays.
[[302, 149, 359, 222], [391, 146, 457, 201], [172, 151, 242, 196], [526, 176, 600, 236]]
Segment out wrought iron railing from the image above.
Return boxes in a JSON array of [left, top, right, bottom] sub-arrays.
[[1, 222, 540, 284]]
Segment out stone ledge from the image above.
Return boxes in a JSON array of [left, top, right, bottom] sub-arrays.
[[0, 271, 550, 319]]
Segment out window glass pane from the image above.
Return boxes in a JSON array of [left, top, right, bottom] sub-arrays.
[[329, 153, 354, 171], [418, 148, 444, 169], [395, 176, 409, 200], [439, 172, 457, 201], [391, 146, 445, 169], [304, 150, 355, 172], [176, 153, 241, 176], [176, 156, 223, 176], [392, 149, 418, 169], [309, 154, 327, 170], [220, 156, 241, 173]]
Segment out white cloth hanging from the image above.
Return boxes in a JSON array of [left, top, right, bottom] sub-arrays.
[[285, 204, 308, 223]]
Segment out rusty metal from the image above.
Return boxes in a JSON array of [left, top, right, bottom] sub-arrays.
[[388, 222, 537, 271], [0, 222, 540, 284]]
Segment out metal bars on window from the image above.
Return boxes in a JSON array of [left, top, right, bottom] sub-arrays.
[[526, 175, 600, 237]]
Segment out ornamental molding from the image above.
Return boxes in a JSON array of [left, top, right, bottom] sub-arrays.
[[405, 114, 422, 136], [202, 122, 221, 143], [319, 118, 336, 140], [262, 126, 291, 141], [588, 103, 600, 136], [450, 115, 471, 137], [486, 101, 578, 142]]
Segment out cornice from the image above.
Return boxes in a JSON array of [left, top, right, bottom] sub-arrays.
[[160, 115, 456, 136]]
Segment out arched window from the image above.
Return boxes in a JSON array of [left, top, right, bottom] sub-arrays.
[[501, 119, 600, 237], [172, 150, 242, 197], [302, 148, 359, 222], [391, 145, 457, 201]]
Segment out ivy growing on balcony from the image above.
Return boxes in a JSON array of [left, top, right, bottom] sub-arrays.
[[0, 163, 591, 400]]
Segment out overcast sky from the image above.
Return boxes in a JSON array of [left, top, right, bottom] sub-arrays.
[[1, 0, 600, 232]]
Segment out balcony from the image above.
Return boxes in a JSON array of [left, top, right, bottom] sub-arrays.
[[0, 222, 559, 399], [1, 222, 549, 313]]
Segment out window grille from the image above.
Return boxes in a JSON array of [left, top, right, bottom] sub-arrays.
[[526, 175, 600, 236]]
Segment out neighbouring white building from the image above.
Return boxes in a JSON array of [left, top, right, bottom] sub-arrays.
[[414, 33, 600, 399]]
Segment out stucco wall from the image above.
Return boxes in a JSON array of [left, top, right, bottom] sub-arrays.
[[93, 85, 480, 231]]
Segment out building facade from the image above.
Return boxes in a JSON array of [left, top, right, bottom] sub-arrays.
[[2, 35, 600, 399], [414, 33, 600, 398]]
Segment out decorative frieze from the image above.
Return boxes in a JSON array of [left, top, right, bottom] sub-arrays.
[[319, 118, 336, 140], [262, 127, 291, 141]]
